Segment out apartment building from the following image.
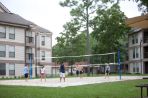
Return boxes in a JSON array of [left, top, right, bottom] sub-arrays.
[[0, 2, 52, 77], [127, 14, 148, 74]]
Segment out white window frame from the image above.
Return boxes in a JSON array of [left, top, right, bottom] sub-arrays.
[[133, 47, 139, 59], [41, 36, 45, 46], [41, 51, 45, 60], [9, 45, 15, 58], [0, 45, 6, 57], [9, 63, 15, 75], [0, 26, 6, 38], [0, 63, 6, 75], [9, 26, 15, 40]]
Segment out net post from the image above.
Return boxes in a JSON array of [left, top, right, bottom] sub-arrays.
[[118, 49, 121, 80], [29, 54, 32, 79]]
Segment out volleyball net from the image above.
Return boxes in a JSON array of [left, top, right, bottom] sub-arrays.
[[1, 52, 123, 78], [49, 52, 118, 76]]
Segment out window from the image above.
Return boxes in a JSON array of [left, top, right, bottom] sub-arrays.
[[0, 26, 6, 38], [136, 36, 138, 43], [132, 34, 138, 44], [29, 37, 33, 43], [136, 63, 139, 73], [41, 51, 45, 60], [9, 64, 15, 75], [132, 36, 134, 44], [133, 63, 139, 73], [0, 63, 6, 75], [133, 47, 139, 59], [133, 48, 135, 59], [41, 36, 45, 46], [136, 48, 139, 58], [9, 46, 15, 58], [26, 31, 34, 43], [9, 27, 15, 39], [0, 45, 6, 57]]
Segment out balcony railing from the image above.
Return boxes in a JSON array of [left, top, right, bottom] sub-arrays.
[[144, 52, 148, 58], [26, 36, 34, 44], [26, 47, 32, 54], [144, 37, 148, 43], [26, 53, 34, 63]]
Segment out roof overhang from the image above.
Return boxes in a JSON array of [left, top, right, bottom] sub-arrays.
[[0, 21, 29, 28], [126, 14, 148, 29]]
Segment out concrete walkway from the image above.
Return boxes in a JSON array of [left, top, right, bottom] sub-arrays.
[[0, 76, 145, 87]]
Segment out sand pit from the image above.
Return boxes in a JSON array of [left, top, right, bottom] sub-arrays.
[[0, 76, 144, 87]]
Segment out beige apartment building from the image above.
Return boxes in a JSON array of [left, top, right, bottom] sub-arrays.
[[0, 2, 52, 77], [127, 14, 148, 74]]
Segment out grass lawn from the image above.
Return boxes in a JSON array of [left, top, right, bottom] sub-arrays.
[[0, 79, 147, 98]]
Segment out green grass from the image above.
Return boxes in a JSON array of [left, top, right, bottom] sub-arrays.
[[0, 79, 148, 98]]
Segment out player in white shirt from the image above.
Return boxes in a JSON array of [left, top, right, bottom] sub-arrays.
[[40, 66, 46, 82]]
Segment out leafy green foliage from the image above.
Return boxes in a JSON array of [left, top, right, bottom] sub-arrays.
[[53, 0, 130, 64], [92, 4, 128, 52], [92, 4, 130, 62]]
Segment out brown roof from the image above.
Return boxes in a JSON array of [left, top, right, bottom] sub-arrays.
[[126, 14, 148, 29]]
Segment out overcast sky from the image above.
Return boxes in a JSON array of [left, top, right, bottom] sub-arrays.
[[0, 0, 141, 46]]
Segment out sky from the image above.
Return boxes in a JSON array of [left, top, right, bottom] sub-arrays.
[[0, 0, 141, 46]]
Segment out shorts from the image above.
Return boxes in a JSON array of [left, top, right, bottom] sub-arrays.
[[24, 73, 28, 78], [106, 70, 109, 74], [41, 73, 45, 76], [60, 72, 65, 78], [80, 71, 83, 74], [76, 70, 79, 75]]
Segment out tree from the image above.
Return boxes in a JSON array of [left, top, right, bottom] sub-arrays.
[[59, 0, 122, 75], [52, 21, 86, 63], [133, 0, 148, 13], [92, 3, 130, 62], [53, 0, 130, 75]]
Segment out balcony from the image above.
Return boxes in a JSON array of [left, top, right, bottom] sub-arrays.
[[144, 37, 148, 43], [143, 29, 148, 43], [26, 53, 34, 63], [26, 47, 32, 54], [26, 36, 34, 46], [144, 52, 148, 58], [144, 46, 148, 58]]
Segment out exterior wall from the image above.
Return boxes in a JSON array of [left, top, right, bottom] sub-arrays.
[[0, 45, 24, 61], [0, 25, 26, 77], [0, 25, 25, 43], [5, 63, 36, 77], [36, 33, 52, 75], [5, 63, 23, 77], [39, 50, 51, 63], [0, 25, 25, 61], [14, 64, 24, 77], [0, 21, 52, 78], [128, 30, 144, 74]]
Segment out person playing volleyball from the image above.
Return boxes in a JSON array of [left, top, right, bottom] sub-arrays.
[[105, 64, 110, 79], [78, 64, 84, 78], [23, 64, 29, 82], [40, 65, 46, 82], [59, 62, 65, 82], [75, 64, 79, 77]]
